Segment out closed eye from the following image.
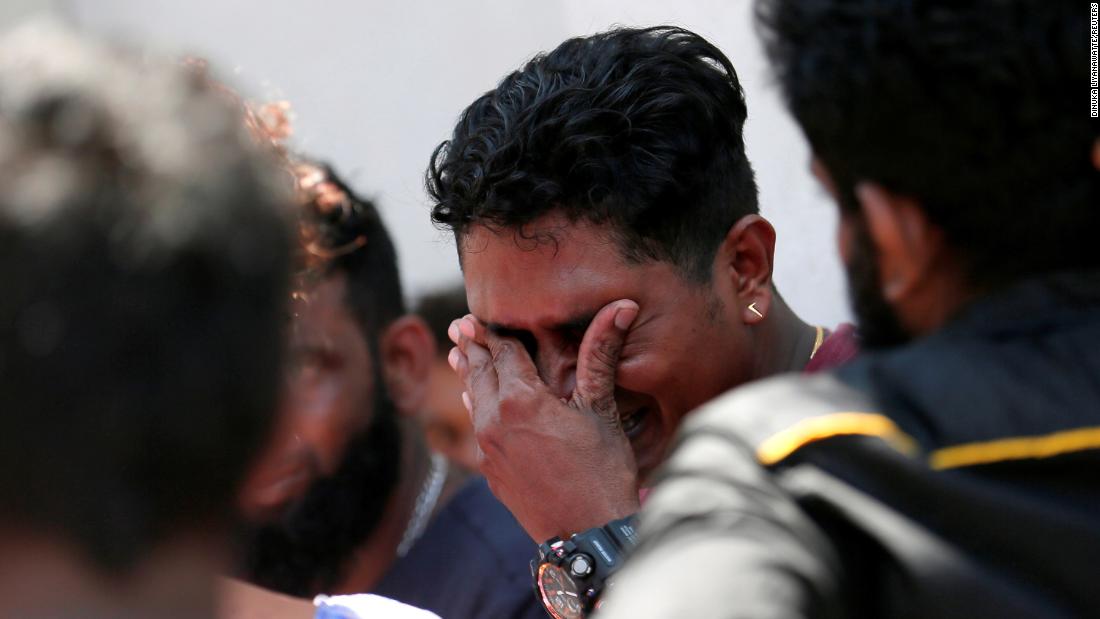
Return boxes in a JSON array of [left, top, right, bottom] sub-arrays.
[[558, 326, 587, 346], [554, 316, 592, 347]]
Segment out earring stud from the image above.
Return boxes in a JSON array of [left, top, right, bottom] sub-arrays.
[[748, 302, 764, 318]]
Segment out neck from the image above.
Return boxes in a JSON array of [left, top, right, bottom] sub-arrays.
[[0, 532, 222, 619], [332, 418, 461, 593], [752, 292, 820, 378], [899, 260, 977, 338]]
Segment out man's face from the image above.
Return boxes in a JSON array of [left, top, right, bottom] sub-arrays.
[[237, 272, 401, 595], [461, 214, 751, 480], [240, 273, 384, 520]]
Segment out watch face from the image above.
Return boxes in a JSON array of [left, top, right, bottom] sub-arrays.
[[537, 563, 585, 619]]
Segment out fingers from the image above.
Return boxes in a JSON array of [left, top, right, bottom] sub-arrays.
[[572, 299, 638, 420], [449, 313, 539, 390], [447, 316, 498, 427], [482, 328, 540, 386]]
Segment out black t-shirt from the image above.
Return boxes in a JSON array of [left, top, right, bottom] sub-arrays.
[[373, 476, 546, 619]]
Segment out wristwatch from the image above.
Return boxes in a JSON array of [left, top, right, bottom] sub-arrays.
[[533, 515, 638, 618]]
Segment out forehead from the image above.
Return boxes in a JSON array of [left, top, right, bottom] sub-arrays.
[[460, 215, 639, 330], [291, 273, 369, 346]]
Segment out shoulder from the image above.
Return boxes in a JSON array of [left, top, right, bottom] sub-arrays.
[[663, 372, 916, 478], [442, 478, 544, 617], [378, 477, 541, 618], [435, 476, 537, 580], [446, 478, 531, 547], [683, 372, 879, 446]]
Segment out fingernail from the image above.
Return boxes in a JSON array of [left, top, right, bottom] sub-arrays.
[[448, 320, 461, 344], [447, 347, 460, 371], [461, 391, 472, 413], [458, 317, 476, 340], [614, 304, 639, 330]]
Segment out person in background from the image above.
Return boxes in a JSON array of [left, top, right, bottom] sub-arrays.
[[0, 22, 292, 619], [234, 148, 544, 618], [413, 284, 479, 473], [598, 1, 1100, 617]]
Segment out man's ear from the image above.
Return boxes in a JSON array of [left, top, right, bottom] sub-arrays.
[[716, 214, 776, 324], [855, 182, 942, 303], [379, 315, 435, 418]]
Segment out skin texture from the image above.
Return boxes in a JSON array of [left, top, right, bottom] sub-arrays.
[[450, 297, 641, 544], [448, 212, 818, 541]]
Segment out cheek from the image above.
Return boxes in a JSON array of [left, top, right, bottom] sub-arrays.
[[613, 344, 673, 399], [618, 322, 738, 416], [288, 374, 363, 463], [249, 411, 300, 475], [287, 374, 340, 425]]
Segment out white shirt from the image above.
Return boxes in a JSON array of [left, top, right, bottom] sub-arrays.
[[314, 594, 441, 619]]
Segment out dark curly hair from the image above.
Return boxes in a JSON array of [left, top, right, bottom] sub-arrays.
[[293, 160, 405, 338], [428, 26, 759, 282], [756, 0, 1100, 288]]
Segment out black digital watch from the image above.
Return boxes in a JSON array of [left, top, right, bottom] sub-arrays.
[[532, 515, 638, 619]]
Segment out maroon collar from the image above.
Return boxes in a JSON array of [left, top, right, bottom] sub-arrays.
[[803, 323, 860, 373]]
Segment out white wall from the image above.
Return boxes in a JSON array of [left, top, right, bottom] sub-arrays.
[[61, 0, 851, 326], [0, 0, 57, 24]]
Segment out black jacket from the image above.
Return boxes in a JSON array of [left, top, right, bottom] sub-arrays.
[[599, 271, 1100, 619]]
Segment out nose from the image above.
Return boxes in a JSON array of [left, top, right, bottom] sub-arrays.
[[535, 345, 577, 399]]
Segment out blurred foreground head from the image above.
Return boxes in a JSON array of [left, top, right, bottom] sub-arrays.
[[0, 19, 293, 603]]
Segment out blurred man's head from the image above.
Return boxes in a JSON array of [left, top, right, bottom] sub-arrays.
[[429, 27, 778, 478], [757, 0, 1099, 346], [413, 284, 478, 472], [239, 161, 435, 596], [0, 22, 292, 613]]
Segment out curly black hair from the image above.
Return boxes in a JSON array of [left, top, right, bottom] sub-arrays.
[[756, 0, 1100, 288], [428, 26, 759, 282]]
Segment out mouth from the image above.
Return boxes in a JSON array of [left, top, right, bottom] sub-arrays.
[[240, 452, 316, 521]]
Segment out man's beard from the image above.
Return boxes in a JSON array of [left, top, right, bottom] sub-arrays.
[[237, 380, 402, 597], [846, 216, 912, 350]]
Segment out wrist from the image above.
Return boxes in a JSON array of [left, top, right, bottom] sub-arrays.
[[533, 515, 639, 618], [539, 495, 639, 542]]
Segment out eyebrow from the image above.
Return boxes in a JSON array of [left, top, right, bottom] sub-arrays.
[[486, 311, 598, 337]]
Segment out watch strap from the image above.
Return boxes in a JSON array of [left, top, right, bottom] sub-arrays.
[[534, 514, 639, 616]]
